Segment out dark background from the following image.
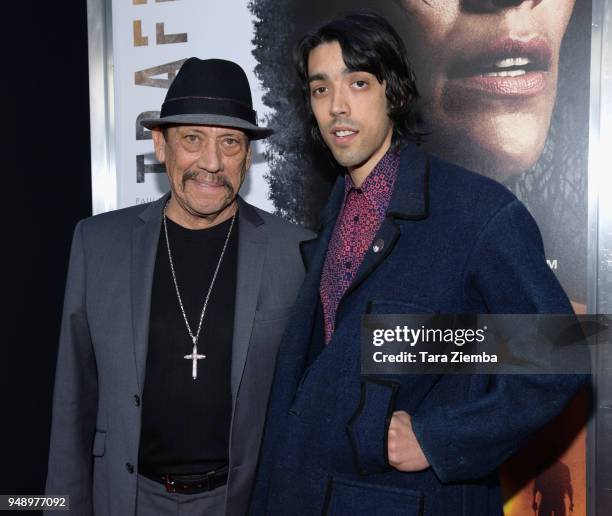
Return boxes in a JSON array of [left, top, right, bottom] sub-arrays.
[[2, 0, 92, 500]]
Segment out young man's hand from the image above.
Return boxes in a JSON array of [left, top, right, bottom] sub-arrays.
[[387, 410, 430, 472]]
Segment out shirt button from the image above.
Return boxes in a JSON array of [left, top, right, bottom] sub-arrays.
[[372, 239, 384, 253], [353, 216, 359, 223], [345, 261, 352, 269], [133, 395, 141, 407], [125, 463, 134, 474]]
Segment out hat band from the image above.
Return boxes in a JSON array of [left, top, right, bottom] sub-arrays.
[[160, 97, 257, 125]]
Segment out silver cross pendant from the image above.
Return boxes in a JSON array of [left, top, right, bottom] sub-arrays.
[[184, 343, 206, 380]]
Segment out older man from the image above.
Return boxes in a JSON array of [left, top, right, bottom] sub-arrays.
[[45, 58, 311, 516]]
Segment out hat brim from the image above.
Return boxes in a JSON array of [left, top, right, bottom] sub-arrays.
[[139, 113, 273, 140]]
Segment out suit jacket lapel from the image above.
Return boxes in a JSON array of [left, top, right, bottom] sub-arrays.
[[130, 194, 267, 401], [131, 194, 168, 392], [230, 197, 265, 405]]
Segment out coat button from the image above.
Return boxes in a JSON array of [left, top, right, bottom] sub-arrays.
[[134, 395, 141, 407], [372, 239, 384, 253], [125, 463, 134, 474]]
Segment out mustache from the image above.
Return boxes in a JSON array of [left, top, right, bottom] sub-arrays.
[[327, 119, 359, 132], [182, 170, 234, 192]]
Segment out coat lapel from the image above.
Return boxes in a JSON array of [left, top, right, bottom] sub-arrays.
[[296, 145, 430, 341], [294, 176, 345, 333], [336, 144, 429, 319], [230, 197, 265, 405], [299, 176, 345, 272], [131, 194, 168, 392]]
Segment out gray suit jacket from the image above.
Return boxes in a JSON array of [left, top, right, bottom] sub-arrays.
[[45, 195, 312, 516]]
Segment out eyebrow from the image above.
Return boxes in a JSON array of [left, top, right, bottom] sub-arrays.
[[177, 128, 246, 142], [308, 67, 351, 83], [217, 131, 248, 141], [308, 73, 327, 83]]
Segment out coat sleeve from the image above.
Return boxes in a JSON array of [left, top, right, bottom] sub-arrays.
[[45, 221, 98, 516], [411, 199, 588, 483]]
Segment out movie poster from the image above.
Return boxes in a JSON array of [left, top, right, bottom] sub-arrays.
[[107, 0, 275, 213], [249, 0, 591, 514]]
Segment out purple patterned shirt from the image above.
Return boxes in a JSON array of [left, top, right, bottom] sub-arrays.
[[320, 150, 400, 343]]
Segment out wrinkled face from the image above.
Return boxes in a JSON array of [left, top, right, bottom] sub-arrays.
[[152, 125, 251, 225], [307, 41, 394, 181], [397, 0, 575, 180]]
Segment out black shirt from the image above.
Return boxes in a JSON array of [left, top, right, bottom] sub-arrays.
[[138, 215, 237, 475]]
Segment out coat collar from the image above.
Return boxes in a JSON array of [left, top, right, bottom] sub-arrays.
[[317, 175, 346, 231], [301, 143, 429, 272], [317, 142, 429, 231], [137, 192, 168, 223], [386, 143, 430, 221]]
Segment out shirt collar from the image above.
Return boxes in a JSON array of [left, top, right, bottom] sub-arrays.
[[344, 149, 400, 220]]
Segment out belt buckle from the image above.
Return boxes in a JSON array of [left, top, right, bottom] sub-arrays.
[[164, 474, 176, 493], [164, 472, 215, 493]]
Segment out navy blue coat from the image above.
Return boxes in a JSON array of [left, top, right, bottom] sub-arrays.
[[250, 144, 585, 515]]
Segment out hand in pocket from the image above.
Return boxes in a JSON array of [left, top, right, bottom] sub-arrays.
[[387, 411, 430, 472]]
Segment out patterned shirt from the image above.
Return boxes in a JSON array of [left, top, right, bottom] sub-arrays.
[[320, 150, 400, 343]]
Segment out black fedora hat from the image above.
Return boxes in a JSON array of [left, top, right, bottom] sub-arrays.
[[140, 58, 273, 140]]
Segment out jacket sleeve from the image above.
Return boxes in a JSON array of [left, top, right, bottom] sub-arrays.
[[45, 221, 97, 516], [411, 199, 588, 483]]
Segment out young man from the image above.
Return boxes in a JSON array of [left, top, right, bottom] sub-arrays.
[[45, 58, 311, 516], [250, 13, 585, 515]]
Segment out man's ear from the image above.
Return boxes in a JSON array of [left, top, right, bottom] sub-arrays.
[[151, 127, 166, 164]]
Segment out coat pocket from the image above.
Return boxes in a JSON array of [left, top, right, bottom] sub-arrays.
[[322, 476, 423, 516], [92, 430, 106, 457], [346, 378, 399, 475]]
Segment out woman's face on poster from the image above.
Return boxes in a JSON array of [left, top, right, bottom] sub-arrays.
[[396, 0, 575, 180]]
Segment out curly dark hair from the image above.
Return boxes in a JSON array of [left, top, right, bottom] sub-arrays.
[[294, 11, 421, 150]]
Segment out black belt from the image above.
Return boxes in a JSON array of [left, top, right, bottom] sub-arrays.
[[140, 466, 229, 494]]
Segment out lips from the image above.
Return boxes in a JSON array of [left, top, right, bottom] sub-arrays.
[[330, 125, 359, 146], [446, 37, 552, 98], [193, 178, 225, 188]]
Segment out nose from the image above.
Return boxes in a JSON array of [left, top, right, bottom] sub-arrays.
[[197, 139, 223, 173], [462, 0, 542, 12], [330, 86, 350, 118]]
